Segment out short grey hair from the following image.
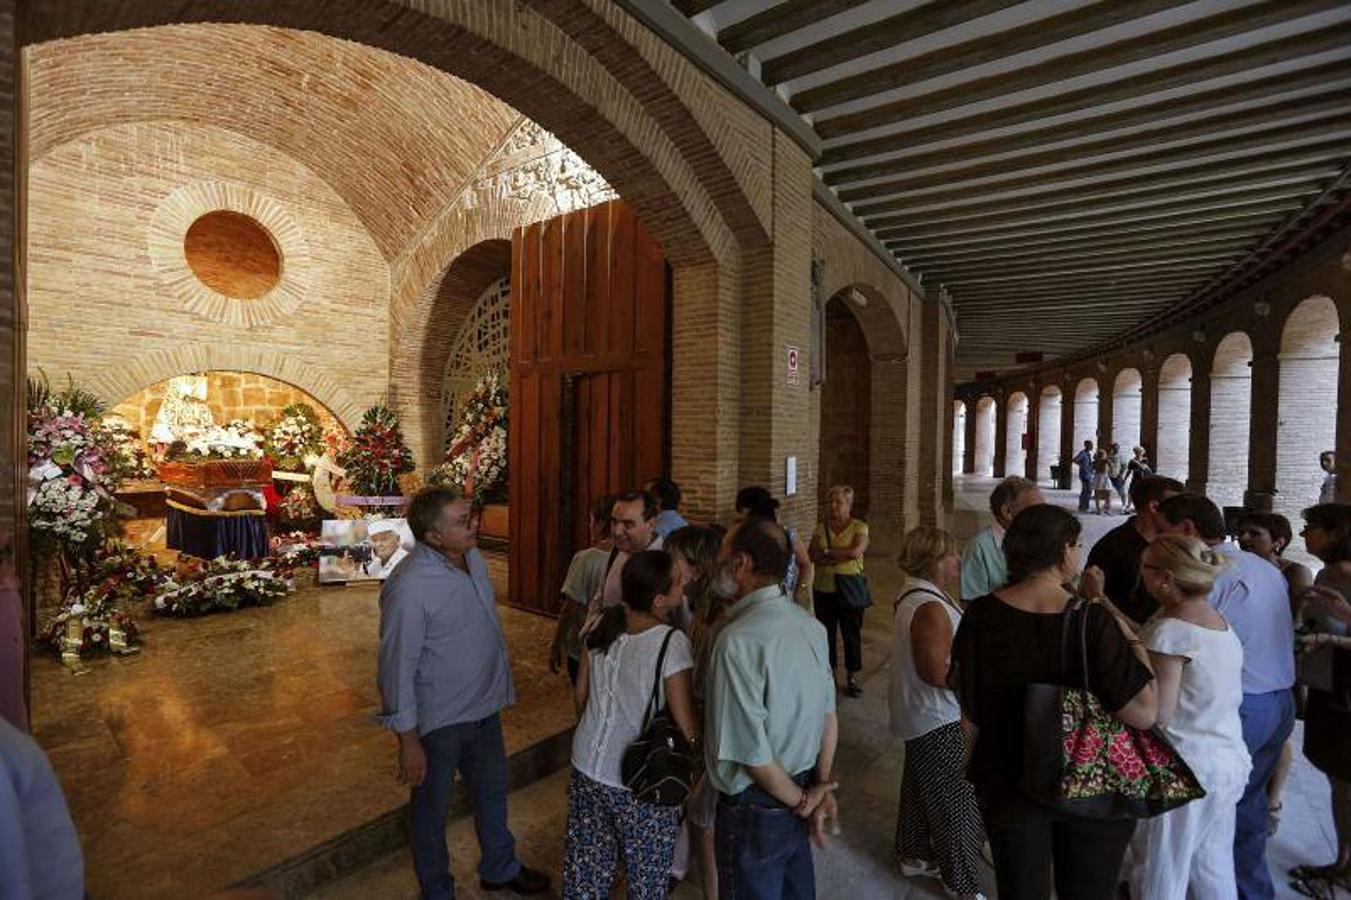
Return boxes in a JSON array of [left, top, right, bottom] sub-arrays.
[[990, 476, 1038, 517]]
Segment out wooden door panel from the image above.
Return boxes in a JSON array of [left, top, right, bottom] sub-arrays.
[[509, 201, 669, 614]]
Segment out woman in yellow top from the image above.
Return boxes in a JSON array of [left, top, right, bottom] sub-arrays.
[[809, 484, 870, 697]]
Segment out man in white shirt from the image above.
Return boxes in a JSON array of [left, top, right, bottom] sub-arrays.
[[595, 490, 664, 608]]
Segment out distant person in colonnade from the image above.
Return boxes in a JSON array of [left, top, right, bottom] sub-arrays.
[[597, 490, 664, 609], [376, 486, 550, 899], [1074, 440, 1095, 512], [1092, 448, 1113, 515], [706, 518, 840, 900], [550, 495, 614, 684], [1157, 494, 1295, 900], [1287, 503, 1351, 899], [1083, 475, 1185, 626], [1122, 446, 1152, 513], [646, 477, 688, 538], [1107, 442, 1129, 509], [809, 485, 870, 698], [959, 476, 1043, 602], [1321, 451, 1338, 504], [891, 527, 986, 900]]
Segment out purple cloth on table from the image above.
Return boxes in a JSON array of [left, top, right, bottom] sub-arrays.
[[166, 506, 269, 559], [0, 586, 25, 730]]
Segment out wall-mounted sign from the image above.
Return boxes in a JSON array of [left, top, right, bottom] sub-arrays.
[[787, 345, 800, 385]]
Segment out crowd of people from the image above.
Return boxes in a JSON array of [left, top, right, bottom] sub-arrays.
[[6, 449, 1347, 900], [376, 465, 1351, 900]]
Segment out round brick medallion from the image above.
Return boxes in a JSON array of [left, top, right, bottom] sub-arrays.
[[183, 210, 282, 300]]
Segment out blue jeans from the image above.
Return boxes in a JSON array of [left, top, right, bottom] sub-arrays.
[[1234, 689, 1295, 900], [1079, 477, 1092, 511], [410, 714, 521, 900], [715, 774, 815, 900]]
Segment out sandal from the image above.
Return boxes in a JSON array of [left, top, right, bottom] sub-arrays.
[[1289, 875, 1337, 900]]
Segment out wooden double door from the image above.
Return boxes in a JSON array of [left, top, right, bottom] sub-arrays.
[[507, 201, 670, 614]]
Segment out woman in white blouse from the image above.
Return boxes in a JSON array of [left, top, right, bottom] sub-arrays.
[[1130, 534, 1252, 899], [890, 526, 986, 900], [563, 550, 699, 899]]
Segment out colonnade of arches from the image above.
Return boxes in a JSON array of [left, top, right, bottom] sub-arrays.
[[955, 295, 1344, 520]]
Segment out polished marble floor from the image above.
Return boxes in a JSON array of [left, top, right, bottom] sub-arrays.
[[30, 575, 573, 900]]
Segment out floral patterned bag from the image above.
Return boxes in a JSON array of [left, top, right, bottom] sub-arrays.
[[1019, 599, 1206, 819]]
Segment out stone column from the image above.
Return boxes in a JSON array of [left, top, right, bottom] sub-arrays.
[[1337, 324, 1351, 503], [1245, 352, 1279, 511], [1187, 371, 1212, 495], [1059, 380, 1075, 490], [963, 396, 978, 474], [919, 301, 951, 527], [1098, 375, 1115, 450], [992, 394, 1008, 478], [1139, 367, 1160, 461], [738, 131, 815, 535], [1025, 384, 1041, 481]]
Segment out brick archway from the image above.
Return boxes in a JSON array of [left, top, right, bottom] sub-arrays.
[[22, 2, 753, 269]]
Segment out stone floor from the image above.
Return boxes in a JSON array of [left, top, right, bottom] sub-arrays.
[[317, 477, 1337, 899], [30, 578, 574, 900]]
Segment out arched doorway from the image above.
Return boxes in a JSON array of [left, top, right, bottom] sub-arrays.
[[1276, 296, 1340, 520], [1112, 368, 1142, 453], [953, 400, 967, 474], [1006, 391, 1029, 478], [1209, 332, 1254, 509], [1037, 386, 1062, 486], [819, 296, 872, 519], [1155, 353, 1192, 483], [974, 396, 997, 477], [1074, 378, 1100, 453]]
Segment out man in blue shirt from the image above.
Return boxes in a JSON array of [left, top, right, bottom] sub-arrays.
[[377, 487, 549, 900], [645, 476, 689, 538], [1073, 440, 1095, 512], [1158, 494, 1295, 900]]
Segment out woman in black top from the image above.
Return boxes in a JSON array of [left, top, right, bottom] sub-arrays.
[[951, 504, 1157, 900]]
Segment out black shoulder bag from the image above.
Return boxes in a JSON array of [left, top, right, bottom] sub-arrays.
[[824, 523, 872, 610], [621, 628, 695, 806]]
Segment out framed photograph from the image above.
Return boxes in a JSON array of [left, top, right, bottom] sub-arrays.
[[317, 518, 414, 583]]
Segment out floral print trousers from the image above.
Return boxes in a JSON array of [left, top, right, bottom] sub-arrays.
[[562, 769, 679, 899]]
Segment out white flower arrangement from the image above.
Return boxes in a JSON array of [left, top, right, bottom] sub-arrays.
[[436, 371, 508, 504]]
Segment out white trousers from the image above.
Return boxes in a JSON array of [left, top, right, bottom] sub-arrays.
[[1129, 773, 1247, 900]]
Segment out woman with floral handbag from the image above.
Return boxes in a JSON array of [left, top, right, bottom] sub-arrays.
[[950, 504, 1160, 900]]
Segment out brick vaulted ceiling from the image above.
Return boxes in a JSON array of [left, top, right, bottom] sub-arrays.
[[672, 0, 1351, 381], [27, 25, 526, 264]]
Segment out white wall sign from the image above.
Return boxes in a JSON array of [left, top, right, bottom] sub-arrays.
[[786, 456, 797, 496]]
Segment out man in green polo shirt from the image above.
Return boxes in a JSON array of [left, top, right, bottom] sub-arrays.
[[705, 517, 840, 899]]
